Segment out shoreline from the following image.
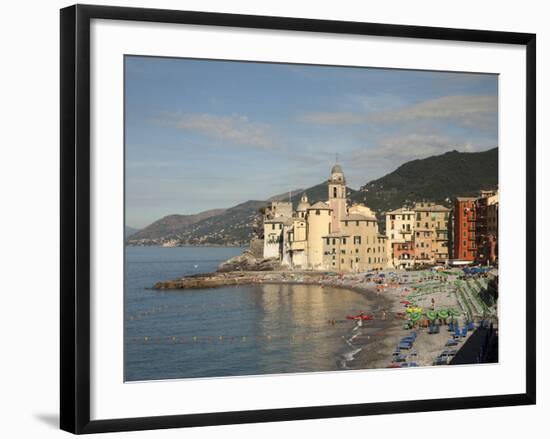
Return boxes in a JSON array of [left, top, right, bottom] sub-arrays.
[[151, 269, 497, 370]]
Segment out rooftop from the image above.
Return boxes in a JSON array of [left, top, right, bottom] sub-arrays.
[[308, 201, 331, 210], [341, 214, 376, 222]]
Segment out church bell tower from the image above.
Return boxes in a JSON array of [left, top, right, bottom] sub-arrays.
[[328, 164, 347, 233]]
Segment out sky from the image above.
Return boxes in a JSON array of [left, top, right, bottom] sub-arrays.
[[125, 56, 498, 228]]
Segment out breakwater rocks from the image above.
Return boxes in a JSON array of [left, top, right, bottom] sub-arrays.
[[152, 271, 325, 290], [217, 250, 281, 272]]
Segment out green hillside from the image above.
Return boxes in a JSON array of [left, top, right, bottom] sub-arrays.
[[349, 148, 498, 213]]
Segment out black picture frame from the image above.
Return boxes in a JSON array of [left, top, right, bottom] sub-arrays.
[[60, 4, 536, 434]]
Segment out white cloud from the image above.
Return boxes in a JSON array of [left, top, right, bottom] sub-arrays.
[[300, 95, 497, 131], [154, 112, 275, 149], [300, 111, 365, 125], [372, 95, 497, 128]]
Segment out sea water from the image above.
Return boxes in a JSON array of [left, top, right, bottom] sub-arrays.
[[125, 246, 377, 381]]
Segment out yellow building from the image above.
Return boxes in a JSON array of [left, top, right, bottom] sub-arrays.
[[385, 207, 415, 269], [413, 202, 450, 265], [305, 201, 332, 269]]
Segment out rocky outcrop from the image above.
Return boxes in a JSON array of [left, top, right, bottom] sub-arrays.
[[217, 250, 281, 272], [248, 237, 264, 258]]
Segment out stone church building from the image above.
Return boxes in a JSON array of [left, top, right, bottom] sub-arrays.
[[263, 164, 387, 272]]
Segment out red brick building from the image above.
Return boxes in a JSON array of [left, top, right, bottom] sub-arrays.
[[453, 191, 499, 264], [453, 197, 477, 261]]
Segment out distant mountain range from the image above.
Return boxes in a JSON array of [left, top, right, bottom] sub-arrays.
[[128, 209, 226, 241], [125, 226, 138, 239], [127, 148, 497, 246]]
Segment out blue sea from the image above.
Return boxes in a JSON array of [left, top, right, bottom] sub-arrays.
[[125, 246, 378, 381]]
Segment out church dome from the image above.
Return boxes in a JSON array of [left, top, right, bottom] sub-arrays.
[[331, 164, 343, 174], [297, 192, 310, 211]]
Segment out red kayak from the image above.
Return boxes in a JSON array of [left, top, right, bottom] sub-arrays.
[[400, 300, 412, 305], [346, 313, 374, 321]]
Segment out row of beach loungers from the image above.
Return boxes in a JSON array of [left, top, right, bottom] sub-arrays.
[[390, 332, 419, 368]]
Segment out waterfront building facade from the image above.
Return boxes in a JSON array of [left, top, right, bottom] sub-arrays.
[[413, 202, 451, 265], [385, 208, 415, 268], [452, 190, 499, 265], [385, 202, 450, 268], [453, 197, 477, 261], [263, 165, 387, 272]]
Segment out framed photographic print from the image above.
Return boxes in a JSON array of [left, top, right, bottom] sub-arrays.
[[60, 4, 536, 434]]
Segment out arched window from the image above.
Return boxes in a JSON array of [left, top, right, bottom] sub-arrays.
[[333, 187, 337, 198]]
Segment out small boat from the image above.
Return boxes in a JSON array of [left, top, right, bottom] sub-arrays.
[[346, 312, 374, 321]]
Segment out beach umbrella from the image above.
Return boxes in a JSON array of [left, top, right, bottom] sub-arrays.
[[448, 308, 461, 318], [438, 309, 449, 320], [426, 310, 438, 321], [409, 311, 421, 322]]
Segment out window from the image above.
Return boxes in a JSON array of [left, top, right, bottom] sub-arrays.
[[368, 257, 371, 264], [354, 236, 361, 245], [463, 251, 467, 258], [344, 221, 348, 227], [341, 258, 344, 263], [279, 224, 282, 230], [333, 187, 337, 198], [341, 250, 346, 254], [390, 215, 395, 220], [342, 238, 347, 245], [463, 240, 467, 246], [356, 257, 359, 262], [425, 222, 428, 228], [417, 222, 420, 228], [332, 238, 336, 245], [316, 210, 320, 215], [271, 224, 275, 230], [355, 248, 359, 253], [326, 238, 330, 245], [356, 221, 359, 226], [416, 213, 421, 220]]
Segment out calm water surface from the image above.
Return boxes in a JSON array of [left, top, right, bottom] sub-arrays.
[[125, 246, 376, 381]]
